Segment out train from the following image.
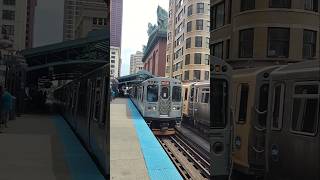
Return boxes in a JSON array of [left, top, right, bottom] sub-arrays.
[[53, 65, 109, 178], [194, 56, 319, 179], [129, 77, 183, 136]]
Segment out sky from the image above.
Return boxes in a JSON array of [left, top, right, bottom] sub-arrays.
[[33, 0, 64, 47], [120, 0, 169, 76]]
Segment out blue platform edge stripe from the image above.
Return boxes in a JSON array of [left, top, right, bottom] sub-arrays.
[[52, 116, 105, 180], [128, 100, 183, 180]]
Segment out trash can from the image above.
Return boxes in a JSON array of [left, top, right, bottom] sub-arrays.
[[9, 96, 16, 120]]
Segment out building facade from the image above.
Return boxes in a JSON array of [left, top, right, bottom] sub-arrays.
[[130, 51, 144, 74], [0, 0, 29, 51], [25, 0, 37, 49], [142, 6, 168, 77], [110, 0, 122, 47], [63, 0, 107, 41], [110, 46, 121, 78], [165, 0, 210, 82], [210, 0, 320, 69]]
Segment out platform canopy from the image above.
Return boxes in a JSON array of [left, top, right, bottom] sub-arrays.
[[117, 70, 155, 86], [21, 29, 109, 85]]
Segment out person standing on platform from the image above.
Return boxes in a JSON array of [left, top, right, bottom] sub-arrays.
[[0, 86, 13, 128]]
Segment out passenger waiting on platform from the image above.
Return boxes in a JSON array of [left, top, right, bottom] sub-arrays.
[[0, 86, 13, 130]]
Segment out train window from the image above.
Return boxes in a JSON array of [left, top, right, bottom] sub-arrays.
[[271, 84, 285, 130], [211, 80, 228, 128], [94, 91, 101, 121], [184, 88, 188, 100], [172, 86, 182, 102], [161, 86, 170, 99], [291, 83, 319, 135], [190, 87, 194, 101], [141, 87, 144, 102], [237, 84, 249, 123], [195, 88, 199, 102], [147, 85, 158, 102], [257, 84, 269, 127]]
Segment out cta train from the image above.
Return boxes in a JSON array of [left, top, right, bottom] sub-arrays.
[[53, 65, 109, 177], [129, 77, 183, 136]]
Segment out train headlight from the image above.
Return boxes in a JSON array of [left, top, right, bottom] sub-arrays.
[[173, 107, 177, 110], [212, 142, 224, 155], [152, 106, 156, 111], [235, 136, 241, 149]]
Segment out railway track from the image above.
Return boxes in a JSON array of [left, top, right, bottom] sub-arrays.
[[158, 135, 210, 180]]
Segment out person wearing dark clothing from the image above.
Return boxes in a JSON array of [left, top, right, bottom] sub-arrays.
[[0, 86, 12, 130]]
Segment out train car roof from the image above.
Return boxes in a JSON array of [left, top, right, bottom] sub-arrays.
[[143, 77, 181, 83], [232, 65, 281, 76], [194, 81, 210, 86], [270, 60, 320, 80]]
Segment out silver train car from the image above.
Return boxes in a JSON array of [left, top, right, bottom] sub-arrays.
[[129, 77, 182, 136], [266, 60, 320, 180], [54, 65, 109, 177], [192, 81, 210, 133]]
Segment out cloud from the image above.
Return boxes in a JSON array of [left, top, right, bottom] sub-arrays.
[[120, 0, 169, 76]]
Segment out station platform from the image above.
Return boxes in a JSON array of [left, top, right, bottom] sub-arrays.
[[110, 98, 183, 180], [0, 114, 104, 180]]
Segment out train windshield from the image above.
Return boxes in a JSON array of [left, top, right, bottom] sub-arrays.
[[211, 79, 228, 128], [172, 86, 182, 102], [161, 86, 170, 99], [147, 85, 158, 102]]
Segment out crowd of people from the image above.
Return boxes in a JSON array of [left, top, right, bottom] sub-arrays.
[[0, 85, 13, 133]]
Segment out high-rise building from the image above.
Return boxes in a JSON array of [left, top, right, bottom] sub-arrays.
[[210, 0, 320, 69], [110, 46, 121, 78], [166, 0, 210, 82], [130, 51, 144, 74], [0, 0, 29, 50], [110, 0, 122, 47], [25, 0, 37, 49], [63, 0, 107, 40]]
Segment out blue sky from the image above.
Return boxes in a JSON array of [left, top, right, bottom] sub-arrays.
[[120, 0, 169, 76]]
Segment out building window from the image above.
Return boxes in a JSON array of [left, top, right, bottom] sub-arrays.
[[291, 83, 319, 135], [187, 5, 193, 16], [305, 0, 318, 11], [2, 10, 15, 20], [194, 70, 201, 80], [303, 30, 317, 59], [3, 0, 15, 5], [211, 42, 223, 59], [269, 0, 291, 8], [268, 28, 290, 58], [194, 53, 201, 64], [226, 39, 230, 59], [211, 1, 225, 30], [239, 28, 254, 58], [184, 71, 189, 80], [196, 19, 203, 30], [187, 21, 192, 32], [241, 0, 255, 11], [186, 38, 191, 49], [205, 71, 209, 80], [195, 36, 202, 47], [111, 60, 115, 63], [111, 52, 116, 55], [1, 25, 14, 35], [197, 3, 205, 13], [205, 54, 209, 65], [185, 54, 190, 65]]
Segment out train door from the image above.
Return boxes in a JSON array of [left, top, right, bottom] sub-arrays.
[[90, 77, 106, 170], [194, 86, 210, 127], [71, 83, 80, 130], [210, 57, 232, 180], [159, 80, 171, 116]]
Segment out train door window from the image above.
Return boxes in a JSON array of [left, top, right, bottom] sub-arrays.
[[271, 83, 285, 130], [172, 86, 182, 102], [161, 86, 170, 99], [190, 87, 194, 102], [195, 88, 199, 102], [237, 84, 249, 123], [257, 84, 269, 127], [291, 83, 319, 135], [211, 79, 228, 128], [147, 85, 158, 102], [201, 88, 210, 103], [184, 88, 188, 101], [94, 90, 101, 121], [141, 86, 144, 102]]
